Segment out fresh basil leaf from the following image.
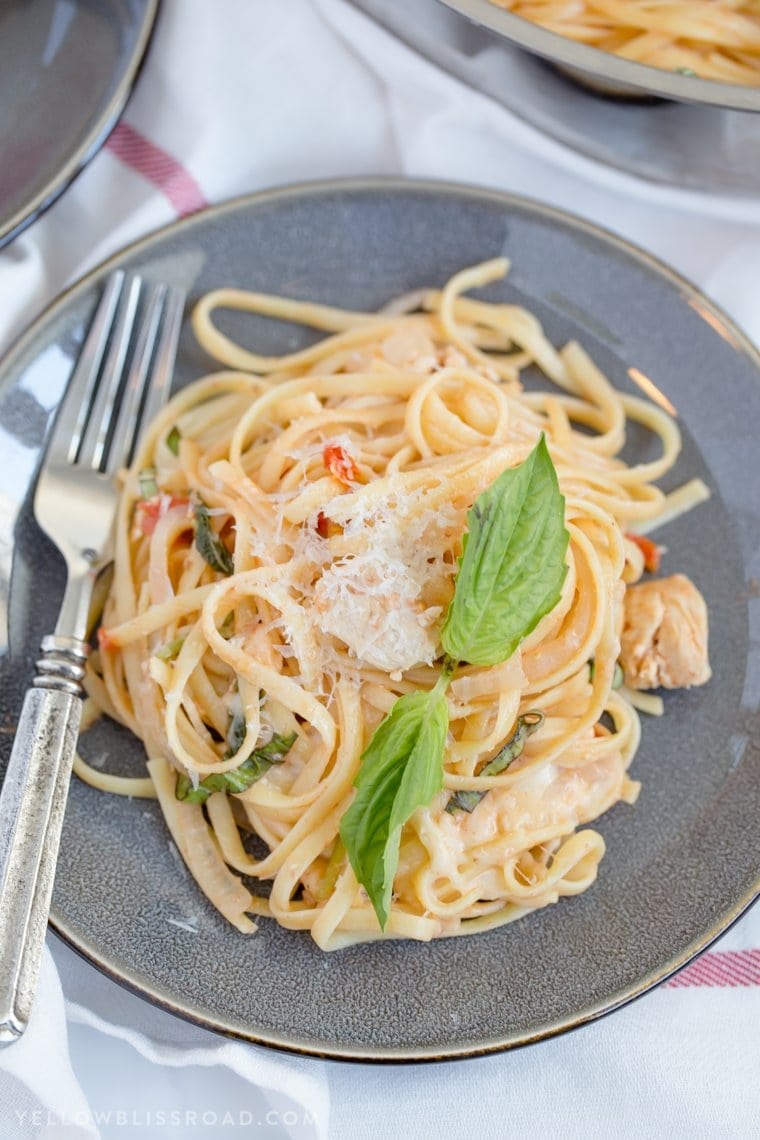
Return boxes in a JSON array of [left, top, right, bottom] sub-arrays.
[[226, 711, 247, 756], [175, 773, 196, 801], [218, 611, 235, 638], [175, 729, 297, 804], [176, 769, 230, 803], [249, 730, 298, 763], [441, 435, 569, 667], [482, 709, 544, 776], [445, 789, 482, 814], [315, 837, 346, 901], [166, 426, 181, 455], [154, 634, 186, 661], [221, 753, 273, 794], [194, 501, 234, 576], [446, 711, 544, 814], [138, 466, 159, 498], [340, 684, 449, 929]]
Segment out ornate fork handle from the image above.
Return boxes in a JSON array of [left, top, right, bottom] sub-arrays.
[[0, 637, 88, 1043]]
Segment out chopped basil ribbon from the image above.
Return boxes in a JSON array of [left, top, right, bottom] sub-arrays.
[[446, 711, 545, 814], [194, 500, 234, 575], [441, 434, 569, 666], [340, 673, 450, 930], [138, 467, 159, 498], [315, 837, 346, 902], [166, 426, 181, 455], [219, 611, 235, 638], [342, 437, 570, 927], [154, 634, 186, 661], [225, 710, 247, 756], [175, 721, 297, 804]]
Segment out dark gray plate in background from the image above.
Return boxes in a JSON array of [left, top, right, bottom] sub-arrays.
[[0, 0, 158, 248], [0, 180, 759, 1060]]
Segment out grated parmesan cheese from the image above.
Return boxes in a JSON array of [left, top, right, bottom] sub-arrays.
[[307, 484, 462, 674], [313, 552, 438, 672]]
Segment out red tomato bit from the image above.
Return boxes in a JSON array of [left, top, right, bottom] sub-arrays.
[[627, 532, 663, 573], [97, 627, 116, 652], [136, 495, 190, 537], [323, 443, 360, 487], [315, 510, 343, 539]]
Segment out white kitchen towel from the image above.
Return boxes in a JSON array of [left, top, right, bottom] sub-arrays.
[[0, 2, 758, 1138]]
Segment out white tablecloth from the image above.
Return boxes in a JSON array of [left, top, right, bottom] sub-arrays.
[[0, 2, 758, 1137]]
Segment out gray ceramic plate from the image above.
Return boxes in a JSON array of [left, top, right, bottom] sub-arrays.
[[0, 0, 158, 248], [1, 180, 759, 1061]]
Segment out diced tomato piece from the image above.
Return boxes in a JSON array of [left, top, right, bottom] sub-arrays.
[[97, 627, 116, 652], [136, 500, 161, 536], [136, 495, 190, 537], [627, 532, 662, 573], [315, 510, 342, 539], [323, 443, 360, 487]]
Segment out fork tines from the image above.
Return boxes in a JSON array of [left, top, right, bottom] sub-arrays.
[[56, 271, 185, 477]]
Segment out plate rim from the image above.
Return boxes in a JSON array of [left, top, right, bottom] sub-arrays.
[[438, 0, 760, 113], [3, 175, 760, 1060], [6, 174, 760, 378], [50, 895, 759, 1063], [0, 0, 160, 248]]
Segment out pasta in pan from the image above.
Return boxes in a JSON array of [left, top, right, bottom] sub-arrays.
[[491, 1, 760, 86], [79, 259, 711, 949]]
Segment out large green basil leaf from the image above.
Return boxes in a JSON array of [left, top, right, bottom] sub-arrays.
[[340, 685, 449, 929], [441, 435, 569, 667]]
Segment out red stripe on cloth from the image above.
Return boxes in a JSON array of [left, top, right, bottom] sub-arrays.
[[106, 123, 208, 217], [665, 950, 760, 988]]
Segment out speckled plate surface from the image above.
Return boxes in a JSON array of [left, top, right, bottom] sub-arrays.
[[0, 0, 158, 247], [1, 180, 759, 1060]]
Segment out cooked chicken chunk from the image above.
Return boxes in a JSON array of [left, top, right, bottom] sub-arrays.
[[620, 573, 711, 691]]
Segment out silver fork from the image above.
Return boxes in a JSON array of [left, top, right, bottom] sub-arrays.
[[0, 270, 185, 1044]]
